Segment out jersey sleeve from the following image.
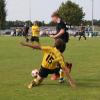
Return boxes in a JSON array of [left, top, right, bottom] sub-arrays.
[[41, 46, 52, 52]]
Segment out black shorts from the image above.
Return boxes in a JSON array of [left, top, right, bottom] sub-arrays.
[[39, 66, 60, 78], [31, 36, 39, 43], [61, 42, 66, 52], [58, 32, 69, 43], [79, 31, 85, 36]]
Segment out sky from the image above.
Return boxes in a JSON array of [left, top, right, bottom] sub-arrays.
[[6, 0, 100, 22]]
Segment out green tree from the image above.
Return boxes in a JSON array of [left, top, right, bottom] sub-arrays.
[[0, 0, 6, 29], [58, 1, 85, 26]]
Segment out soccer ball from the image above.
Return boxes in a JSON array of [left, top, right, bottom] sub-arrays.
[[31, 69, 39, 78]]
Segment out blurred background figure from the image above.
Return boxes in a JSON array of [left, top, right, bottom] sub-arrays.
[[79, 23, 86, 40], [16, 28, 19, 36], [11, 28, 16, 36], [23, 23, 29, 42], [86, 25, 93, 37], [31, 21, 40, 44]]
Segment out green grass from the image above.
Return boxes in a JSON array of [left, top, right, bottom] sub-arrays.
[[0, 36, 100, 100]]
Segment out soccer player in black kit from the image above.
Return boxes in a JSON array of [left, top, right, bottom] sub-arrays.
[[79, 23, 86, 40], [50, 12, 69, 50], [49, 12, 72, 81]]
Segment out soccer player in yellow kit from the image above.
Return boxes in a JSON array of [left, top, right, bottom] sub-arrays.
[[21, 39, 75, 88], [31, 21, 40, 43]]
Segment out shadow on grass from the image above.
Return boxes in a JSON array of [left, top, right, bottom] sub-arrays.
[[39, 81, 69, 87], [76, 78, 100, 88], [42, 78, 100, 88]]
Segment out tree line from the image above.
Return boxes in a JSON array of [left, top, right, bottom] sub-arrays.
[[0, 0, 6, 29], [0, 0, 100, 29]]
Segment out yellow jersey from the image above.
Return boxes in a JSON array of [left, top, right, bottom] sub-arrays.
[[41, 46, 65, 70], [32, 25, 40, 37]]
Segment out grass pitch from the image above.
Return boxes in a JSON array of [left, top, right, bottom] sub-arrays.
[[0, 36, 100, 100]]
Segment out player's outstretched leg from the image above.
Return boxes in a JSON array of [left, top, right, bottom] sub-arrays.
[[28, 77, 43, 89]]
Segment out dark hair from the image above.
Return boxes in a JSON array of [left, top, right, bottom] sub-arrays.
[[54, 39, 66, 53], [51, 11, 60, 17], [33, 21, 39, 26]]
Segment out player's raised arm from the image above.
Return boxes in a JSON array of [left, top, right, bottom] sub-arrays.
[[20, 42, 41, 50]]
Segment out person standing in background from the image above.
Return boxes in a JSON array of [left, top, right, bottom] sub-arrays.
[[23, 24, 30, 42], [79, 23, 86, 40], [31, 21, 40, 44]]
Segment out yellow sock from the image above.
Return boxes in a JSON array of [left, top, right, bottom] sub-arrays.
[[59, 69, 65, 79]]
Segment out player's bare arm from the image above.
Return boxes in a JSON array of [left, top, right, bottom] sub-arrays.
[[62, 67, 76, 88], [49, 29, 65, 39], [20, 42, 41, 50]]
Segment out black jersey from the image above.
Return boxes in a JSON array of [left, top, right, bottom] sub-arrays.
[[56, 20, 69, 43]]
